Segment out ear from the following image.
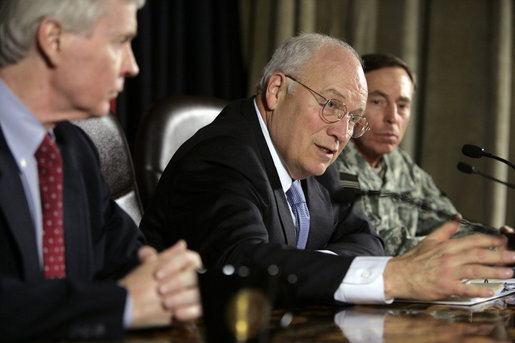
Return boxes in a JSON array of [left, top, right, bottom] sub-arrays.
[[264, 72, 287, 111], [36, 18, 63, 67]]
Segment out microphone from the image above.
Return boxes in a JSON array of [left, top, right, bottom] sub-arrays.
[[331, 187, 495, 231], [457, 162, 515, 189], [462, 144, 515, 169]]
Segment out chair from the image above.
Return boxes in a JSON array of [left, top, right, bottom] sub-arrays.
[[134, 95, 228, 208], [71, 113, 143, 225]]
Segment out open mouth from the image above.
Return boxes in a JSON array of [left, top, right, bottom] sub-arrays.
[[317, 144, 337, 155]]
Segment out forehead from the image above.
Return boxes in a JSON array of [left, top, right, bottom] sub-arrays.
[[301, 45, 368, 111], [365, 67, 414, 93], [91, 0, 138, 36]]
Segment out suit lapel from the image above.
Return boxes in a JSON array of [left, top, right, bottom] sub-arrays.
[[0, 130, 41, 281], [303, 176, 337, 249], [55, 124, 93, 281], [244, 99, 297, 247], [273, 188, 297, 246]]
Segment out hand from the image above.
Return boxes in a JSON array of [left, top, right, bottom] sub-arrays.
[[383, 217, 515, 301], [119, 247, 173, 329], [155, 240, 203, 322], [119, 241, 202, 328], [500, 225, 514, 234]]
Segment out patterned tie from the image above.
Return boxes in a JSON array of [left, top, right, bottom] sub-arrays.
[[35, 133, 66, 279], [286, 180, 310, 249]]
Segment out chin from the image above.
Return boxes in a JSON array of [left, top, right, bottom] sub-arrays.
[[378, 146, 397, 155], [312, 164, 329, 177], [91, 104, 111, 117]]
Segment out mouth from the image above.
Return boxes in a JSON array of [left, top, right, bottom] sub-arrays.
[[316, 144, 338, 157], [376, 132, 398, 140]]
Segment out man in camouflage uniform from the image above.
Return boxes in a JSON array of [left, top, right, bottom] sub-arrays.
[[336, 53, 500, 256]]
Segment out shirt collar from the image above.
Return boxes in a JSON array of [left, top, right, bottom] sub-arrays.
[[253, 98, 292, 193], [0, 78, 47, 167]]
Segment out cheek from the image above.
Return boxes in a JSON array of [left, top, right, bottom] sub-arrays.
[[398, 115, 411, 136], [366, 114, 383, 132]]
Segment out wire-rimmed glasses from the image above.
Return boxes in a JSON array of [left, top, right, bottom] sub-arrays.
[[285, 75, 370, 138]]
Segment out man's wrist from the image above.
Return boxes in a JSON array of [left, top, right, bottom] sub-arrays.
[[383, 257, 402, 300]]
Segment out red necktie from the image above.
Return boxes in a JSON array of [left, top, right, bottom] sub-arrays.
[[35, 133, 66, 279]]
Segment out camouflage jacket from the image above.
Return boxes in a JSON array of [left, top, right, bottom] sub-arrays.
[[335, 141, 496, 256]]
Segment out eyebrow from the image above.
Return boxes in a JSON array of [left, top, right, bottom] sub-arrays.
[[315, 85, 345, 100], [369, 90, 411, 103], [323, 86, 366, 115]]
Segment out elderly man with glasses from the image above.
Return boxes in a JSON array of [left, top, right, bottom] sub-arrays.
[[141, 33, 515, 305]]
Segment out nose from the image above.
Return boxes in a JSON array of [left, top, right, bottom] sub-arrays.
[[327, 115, 351, 145], [384, 103, 398, 123], [122, 44, 139, 77]]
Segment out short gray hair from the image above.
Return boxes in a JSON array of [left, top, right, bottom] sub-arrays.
[[0, 0, 146, 68], [256, 33, 361, 94]]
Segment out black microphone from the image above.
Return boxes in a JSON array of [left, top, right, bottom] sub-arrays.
[[457, 162, 515, 189], [462, 144, 515, 169], [331, 187, 495, 231]]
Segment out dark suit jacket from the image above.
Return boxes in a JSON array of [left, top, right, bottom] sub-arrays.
[[140, 97, 384, 305], [0, 121, 145, 340]]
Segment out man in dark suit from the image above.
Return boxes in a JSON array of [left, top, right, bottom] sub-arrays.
[[0, 0, 201, 340], [141, 33, 515, 305]]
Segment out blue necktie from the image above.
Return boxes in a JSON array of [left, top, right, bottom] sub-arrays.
[[286, 180, 310, 249]]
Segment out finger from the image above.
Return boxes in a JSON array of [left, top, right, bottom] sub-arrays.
[[450, 280, 511, 299], [458, 263, 514, 281], [444, 233, 508, 255], [155, 250, 202, 280], [500, 225, 515, 234], [138, 245, 158, 264], [174, 303, 203, 322], [159, 268, 199, 295], [424, 217, 461, 242], [460, 246, 515, 266], [159, 240, 187, 259], [162, 287, 201, 311]]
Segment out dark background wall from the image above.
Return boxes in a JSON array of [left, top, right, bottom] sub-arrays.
[[117, 0, 246, 150]]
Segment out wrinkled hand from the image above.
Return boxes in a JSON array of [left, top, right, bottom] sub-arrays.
[[119, 240, 202, 329], [383, 217, 515, 301]]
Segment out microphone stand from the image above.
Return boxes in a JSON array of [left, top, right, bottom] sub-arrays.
[[372, 190, 494, 231], [333, 188, 497, 231], [462, 144, 515, 170], [457, 162, 515, 189], [487, 154, 515, 170]]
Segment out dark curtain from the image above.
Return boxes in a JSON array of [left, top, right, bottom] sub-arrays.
[[116, 0, 247, 149]]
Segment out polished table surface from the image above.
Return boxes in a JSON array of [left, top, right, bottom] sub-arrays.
[[125, 294, 515, 342]]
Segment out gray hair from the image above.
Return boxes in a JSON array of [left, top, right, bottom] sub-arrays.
[[256, 33, 361, 94], [0, 0, 146, 68]]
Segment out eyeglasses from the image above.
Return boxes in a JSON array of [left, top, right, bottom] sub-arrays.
[[285, 75, 370, 138]]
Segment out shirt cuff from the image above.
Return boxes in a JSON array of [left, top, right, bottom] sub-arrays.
[[334, 256, 393, 304], [123, 292, 133, 328]]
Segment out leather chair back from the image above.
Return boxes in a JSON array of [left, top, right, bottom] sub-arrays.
[[134, 95, 228, 207], [71, 113, 143, 225]]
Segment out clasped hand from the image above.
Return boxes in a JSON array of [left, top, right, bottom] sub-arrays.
[[119, 240, 202, 328]]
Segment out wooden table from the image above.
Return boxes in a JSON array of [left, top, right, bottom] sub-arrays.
[[126, 294, 515, 342]]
